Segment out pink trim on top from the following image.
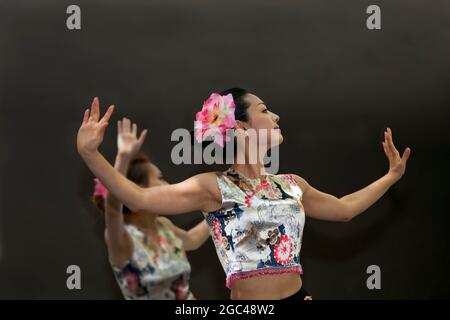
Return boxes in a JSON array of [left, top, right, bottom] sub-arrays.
[[226, 265, 303, 289]]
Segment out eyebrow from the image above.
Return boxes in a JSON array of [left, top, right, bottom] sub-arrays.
[[256, 102, 266, 108]]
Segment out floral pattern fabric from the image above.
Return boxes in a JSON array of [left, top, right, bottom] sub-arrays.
[[206, 168, 306, 289], [110, 218, 195, 300]]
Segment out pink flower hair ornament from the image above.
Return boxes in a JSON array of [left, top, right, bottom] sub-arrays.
[[93, 178, 108, 198], [194, 93, 236, 147]]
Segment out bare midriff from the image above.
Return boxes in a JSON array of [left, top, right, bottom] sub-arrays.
[[230, 273, 302, 300]]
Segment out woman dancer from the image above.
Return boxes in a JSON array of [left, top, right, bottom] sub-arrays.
[[93, 117, 210, 299], [78, 89, 411, 300]]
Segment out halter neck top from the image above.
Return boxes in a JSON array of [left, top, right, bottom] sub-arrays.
[[110, 218, 195, 300], [206, 167, 306, 289]]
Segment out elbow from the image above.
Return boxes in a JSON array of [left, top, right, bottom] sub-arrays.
[[184, 236, 201, 252], [184, 232, 205, 252], [341, 214, 353, 222], [190, 240, 201, 251], [340, 201, 354, 222], [183, 240, 199, 252]]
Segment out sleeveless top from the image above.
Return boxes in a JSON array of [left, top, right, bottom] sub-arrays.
[[205, 167, 306, 289], [110, 218, 195, 300]]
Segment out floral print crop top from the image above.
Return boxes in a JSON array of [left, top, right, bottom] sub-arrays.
[[110, 218, 195, 300], [205, 168, 306, 289]]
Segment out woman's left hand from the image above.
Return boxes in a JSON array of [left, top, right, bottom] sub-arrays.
[[382, 127, 411, 182]]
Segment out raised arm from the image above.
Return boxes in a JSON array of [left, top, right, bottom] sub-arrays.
[[104, 118, 148, 265], [77, 97, 221, 215], [295, 127, 411, 222]]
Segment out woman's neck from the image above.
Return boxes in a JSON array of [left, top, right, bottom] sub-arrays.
[[231, 141, 269, 179], [231, 163, 267, 180]]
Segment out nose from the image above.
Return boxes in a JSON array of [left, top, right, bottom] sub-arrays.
[[272, 112, 280, 124]]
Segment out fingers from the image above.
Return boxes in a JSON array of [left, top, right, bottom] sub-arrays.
[[138, 129, 148, 145], [382, 129, 393, 159], [119, 117, 140, 137], [383, 132, 391, 157], [123, 117, 130, 133], [100, 120, 109, 129], [114, 114, 144, 141], [98, 121, 110, 137], [82, 108, 90, 124], [100, 105, 115, 124], [382, 141, 390, 158], [385, 127, 400, 158], [89, 97, 100, 122], [119, 117, 130, 134], [117, 119, 122, 134], [402, 147, 411, 163]]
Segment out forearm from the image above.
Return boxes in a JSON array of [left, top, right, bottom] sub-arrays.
[[104, 153, 132, 229], [81, 150, 143, 212], [340, 173, 398, 220], [114, 153, 131, 174], [186, 220, 211, 251], [105, 153, 131, 212], [172, 220, 211, 251]]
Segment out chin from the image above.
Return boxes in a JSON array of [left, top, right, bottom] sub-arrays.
[[268, 132, 283, 148], [274, 129, 283, 144]]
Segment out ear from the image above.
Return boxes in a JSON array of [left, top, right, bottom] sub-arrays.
[[235, 120, 248, 130]]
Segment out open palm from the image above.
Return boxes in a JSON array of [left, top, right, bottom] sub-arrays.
[[77, 97, 114, 156], [117, 117, 148, 157], [382, 127, 411, 180]]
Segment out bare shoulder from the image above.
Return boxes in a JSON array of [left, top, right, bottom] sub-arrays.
[[190, 171, 223, 212], [191, 171, 221, 182], [173, 172, 218, 192], [287, 174, 310, 193], [190, 171, 221, 189]]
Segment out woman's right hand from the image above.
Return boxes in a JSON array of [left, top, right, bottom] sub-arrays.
[[77, 97, 115, 157]]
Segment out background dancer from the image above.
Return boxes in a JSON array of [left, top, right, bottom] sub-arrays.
[[92, 116, 210, 299]]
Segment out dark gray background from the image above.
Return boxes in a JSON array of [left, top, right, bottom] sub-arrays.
[[0, 0, 449, 299]]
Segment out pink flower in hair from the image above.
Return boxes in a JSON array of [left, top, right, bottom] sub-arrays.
[[93, 178, 108, 198], [194, 93, 236, 147]]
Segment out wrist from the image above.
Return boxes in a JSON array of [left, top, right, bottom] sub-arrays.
[[385, 171, 401, 185], [116, 152, 133, 161], [80, 148, 100, 160]]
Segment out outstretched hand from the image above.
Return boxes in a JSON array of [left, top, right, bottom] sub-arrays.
[[117, 117, 148, 158], [77, 97, 114, 157], [382, 127, 411, 181]]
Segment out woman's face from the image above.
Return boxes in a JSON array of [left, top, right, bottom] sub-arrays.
[[237, 93, 282, 148], [147, 163, 168, 187]]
